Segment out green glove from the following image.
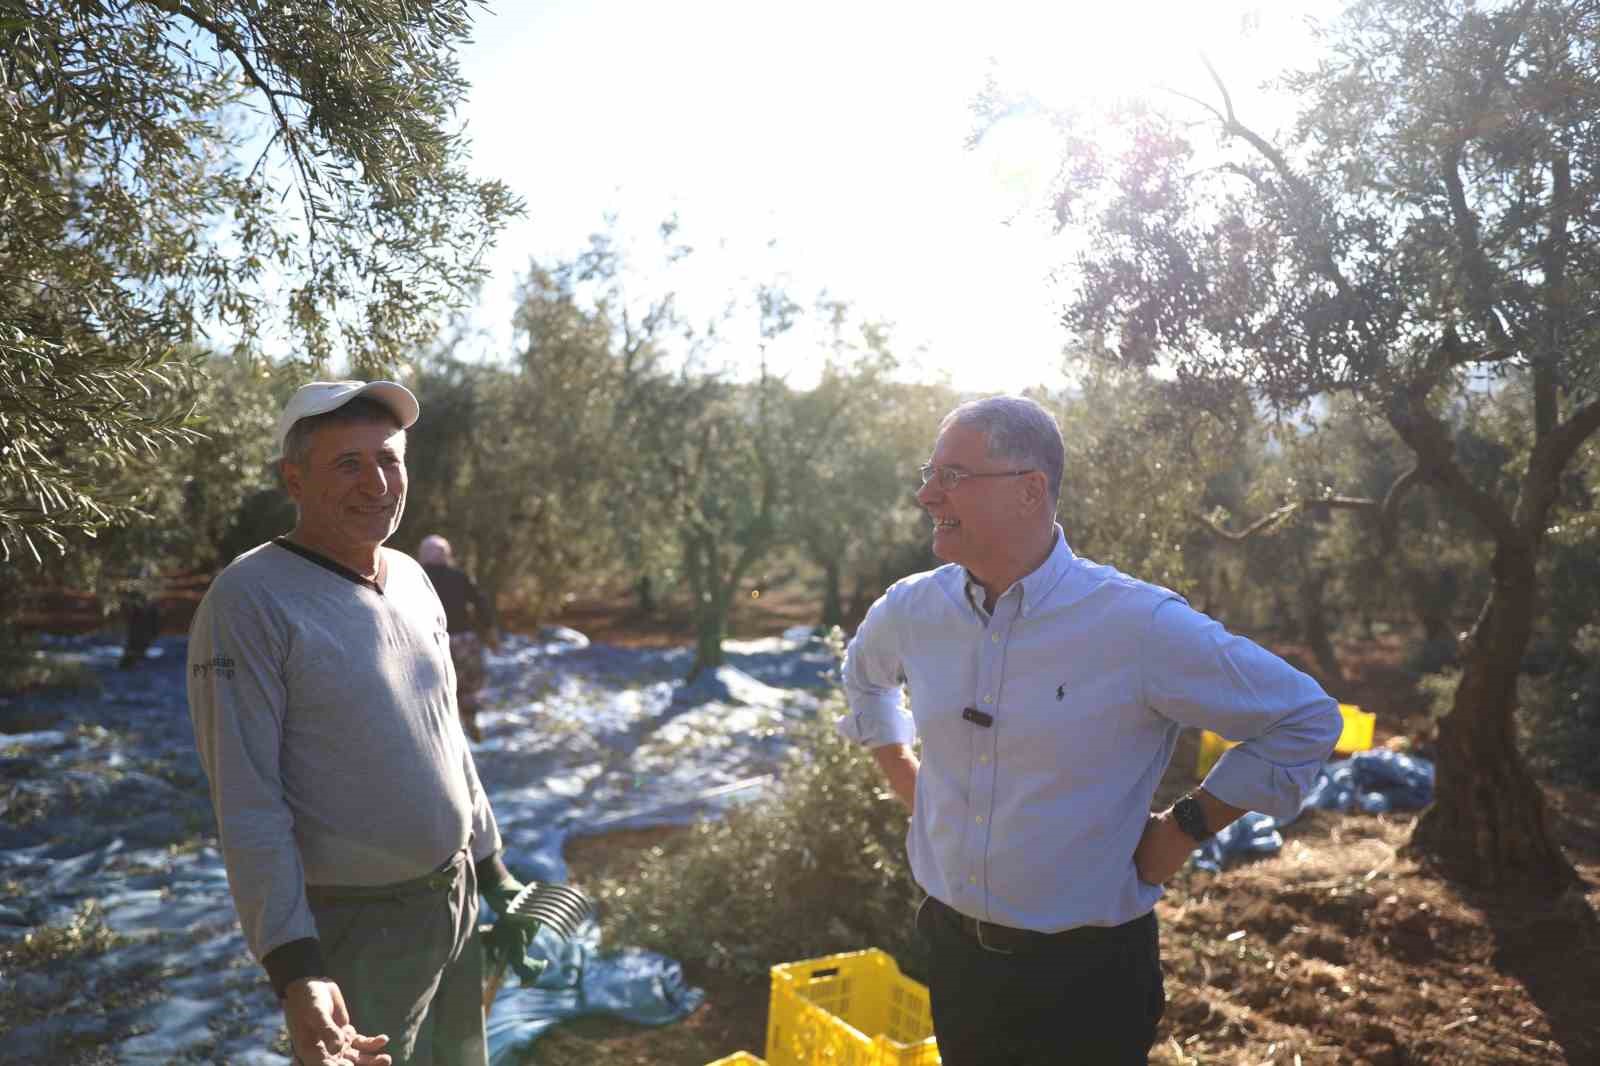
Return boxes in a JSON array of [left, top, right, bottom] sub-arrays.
[[481, 878, 547, 986]]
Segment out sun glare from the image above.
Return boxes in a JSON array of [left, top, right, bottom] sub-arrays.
[[459, 1, 1328, 394]]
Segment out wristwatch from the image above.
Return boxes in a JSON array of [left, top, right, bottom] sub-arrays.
[[1172, 793, 1215, 843]]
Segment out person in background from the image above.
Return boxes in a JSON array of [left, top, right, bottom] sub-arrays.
[[187, 380, 540, 1066], [838, 394, 1341, 1065], [417, 534, 497, 742]]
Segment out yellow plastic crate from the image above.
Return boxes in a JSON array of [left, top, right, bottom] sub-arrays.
[[766, 949, 940, 1066], [706, 1055, 766, 1065], [1195, 704, 1376, 778], [1333, 704, 1375, 754]]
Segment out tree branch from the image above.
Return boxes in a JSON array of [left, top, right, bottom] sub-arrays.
[[1160, 83, 1228, 126], [1378, 463, 1424, 551], [1518, 396, 1600, 539], [156, 1, 322, 245], [1385, 380, 1520, 548], [1441, 139, 1519, 353], [1200, 54, 1353, 301], [1190, 494, 1380, 542], [1534, 142, 1570, 441], [1405, 328, 1517, 409]]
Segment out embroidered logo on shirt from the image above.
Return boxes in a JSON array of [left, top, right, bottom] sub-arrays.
[[1056, 684, 1065, 701], [192, 656, 236, 680]]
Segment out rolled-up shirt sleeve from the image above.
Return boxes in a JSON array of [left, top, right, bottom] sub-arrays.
[[837, 589, 916, 748], [1142, 598, 1340, 819], [187, 581, 317, 963]]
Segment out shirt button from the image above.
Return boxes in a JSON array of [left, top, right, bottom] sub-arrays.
[[979, 754, 990, 764], [975, 815, 984, 825], [991, 633, 1000, 644], [984, 694, 994, 703], [968, 875, 978, 884]]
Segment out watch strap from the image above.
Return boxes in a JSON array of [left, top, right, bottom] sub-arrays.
[[1173, 793, 1215, 843]]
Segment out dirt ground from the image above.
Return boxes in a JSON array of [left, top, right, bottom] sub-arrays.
[[531, 598, 1600, 1066]]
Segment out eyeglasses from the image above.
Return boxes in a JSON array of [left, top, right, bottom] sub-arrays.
[[917, 464, 1036, 491]]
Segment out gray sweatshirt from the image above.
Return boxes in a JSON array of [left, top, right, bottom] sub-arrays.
[[187, 540, 502, 966]]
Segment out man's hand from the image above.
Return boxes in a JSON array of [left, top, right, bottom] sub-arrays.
[[1132, 811, 1198, 886], [1135, 790, 1247, 885], [283, 977, 390, 1066]]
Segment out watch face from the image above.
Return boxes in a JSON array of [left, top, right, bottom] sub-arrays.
[[1176, 796, 1212, 841]]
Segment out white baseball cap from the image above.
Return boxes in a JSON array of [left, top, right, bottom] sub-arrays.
[[273, 380, 420, 460]]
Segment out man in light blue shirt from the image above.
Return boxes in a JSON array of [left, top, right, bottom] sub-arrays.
[[839, 395, 1340, 1065]]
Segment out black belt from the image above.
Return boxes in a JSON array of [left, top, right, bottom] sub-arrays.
[[925, 895, 1151, 955], [305, 849, 466, 903]]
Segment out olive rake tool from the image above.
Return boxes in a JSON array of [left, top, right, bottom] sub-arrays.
[[481, 880, 595, 1011]]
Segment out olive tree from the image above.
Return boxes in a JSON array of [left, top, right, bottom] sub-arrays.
[[1, 1, 520, 564], [1015, 0, 1600, 888]]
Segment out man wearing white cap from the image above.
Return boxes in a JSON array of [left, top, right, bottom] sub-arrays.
[[187, 382, 540, 1066]]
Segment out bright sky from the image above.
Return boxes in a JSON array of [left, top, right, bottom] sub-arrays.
[[456, 0, 1336, 392]]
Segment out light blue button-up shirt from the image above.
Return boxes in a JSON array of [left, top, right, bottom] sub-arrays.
[[839, 527, 1340, 932]]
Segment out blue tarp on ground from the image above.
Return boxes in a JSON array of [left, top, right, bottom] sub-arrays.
[[1, 627, 834, 1065], [1191, 749, 1437, 872]]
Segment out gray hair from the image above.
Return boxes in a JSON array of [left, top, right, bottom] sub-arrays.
[[281, 396, 404, 468], [939, 395, 1063, 506]]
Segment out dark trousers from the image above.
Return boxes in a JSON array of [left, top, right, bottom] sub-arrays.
[[915, 896, 1164, 1066], [301, 851, 486, 1066]]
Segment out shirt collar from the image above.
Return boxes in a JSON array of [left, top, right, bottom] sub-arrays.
[[273, 537, 386, 595], [959, 525, 1076, 618]]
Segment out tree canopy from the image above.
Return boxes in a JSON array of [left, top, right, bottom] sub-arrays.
[[996, 0, 1600, 889], [1, 0, 520, 562]]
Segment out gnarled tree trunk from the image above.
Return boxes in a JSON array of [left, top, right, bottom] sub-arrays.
[[682, 529, 727, 680], [1407, 540, 1578, 889], [692, 599, 727, 680]]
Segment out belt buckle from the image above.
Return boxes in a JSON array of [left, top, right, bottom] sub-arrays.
[[972, 917, 1016, 956]]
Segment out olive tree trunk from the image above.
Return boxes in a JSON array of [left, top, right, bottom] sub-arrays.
[[1408, 540, 1576, 888]]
